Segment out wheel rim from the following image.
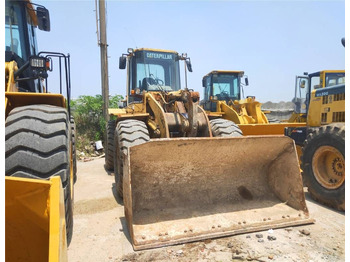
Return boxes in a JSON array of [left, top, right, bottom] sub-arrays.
[[312, 146, 345, 189]]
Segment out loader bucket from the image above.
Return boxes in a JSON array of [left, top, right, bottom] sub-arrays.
[[5, 176, 67, 262], [123, 136, 314, 250]]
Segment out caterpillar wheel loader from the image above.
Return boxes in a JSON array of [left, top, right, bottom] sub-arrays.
[[5, 0, 76, 261], [106, 48, 314, 251]]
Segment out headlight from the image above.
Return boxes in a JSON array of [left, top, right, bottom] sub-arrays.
[[30, 56, 46, 69]]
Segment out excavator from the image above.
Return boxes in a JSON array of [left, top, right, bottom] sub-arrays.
[[106, 48, 314, 250], [5, 0, 75, 261]]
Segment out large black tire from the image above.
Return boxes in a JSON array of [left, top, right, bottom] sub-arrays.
[[71, 116, 77, 183], [105, 120, 116, 171], [210, 119, 243, 137], [114, 119, 150, 198], [5, 104, 74, 245], [301, 124, 345, 211]]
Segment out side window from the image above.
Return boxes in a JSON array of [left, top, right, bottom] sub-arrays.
[[310, 76, 320, 91], [232, 77, 239, 98], [26, 8, 37, 56], [204, 77, 211, 100]]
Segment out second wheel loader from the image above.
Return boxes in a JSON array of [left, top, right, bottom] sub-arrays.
[[201, 70, 306, 135], [106, 48, 314, 250]]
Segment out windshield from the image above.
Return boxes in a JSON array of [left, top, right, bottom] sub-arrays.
[[131, 50, 181, 94], [212, 73, 241, 101]]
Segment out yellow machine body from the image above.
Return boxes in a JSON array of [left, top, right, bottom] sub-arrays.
[[5, 61, 67, 117], [5, 176, 68, 262], [307, 85, 345, 127]]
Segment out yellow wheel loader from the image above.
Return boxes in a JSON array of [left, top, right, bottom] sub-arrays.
[[201, 70, 306, 135], [288, 70, 345, 123], [107, 48, 314, 251], [285, 72, 345, 211], [5, 1, 75, 261]]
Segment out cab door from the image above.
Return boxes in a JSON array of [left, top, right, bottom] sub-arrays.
[[293, 75, 309, 114]]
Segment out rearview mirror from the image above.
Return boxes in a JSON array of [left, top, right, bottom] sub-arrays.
[[245, 77, 249, 86], [300, 80, 306, 89], [37, 7, 50, 31], [186, 60, 192, 72], [119, 56, 127, 69]]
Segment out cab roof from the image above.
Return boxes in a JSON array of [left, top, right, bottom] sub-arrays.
[[203, 70, 245, 80]]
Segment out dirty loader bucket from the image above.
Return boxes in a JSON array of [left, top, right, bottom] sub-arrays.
[[123, 136, 314, 250], [5, 176, 67, 262]]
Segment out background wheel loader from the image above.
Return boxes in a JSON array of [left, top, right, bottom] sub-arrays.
[[285, 39, 345, 210], [200, 70, 307, 135], [288, 70, 345, 123], [285, 71, 345, 211], [106, 48, 313, 251], [5, 0, 76, 261]]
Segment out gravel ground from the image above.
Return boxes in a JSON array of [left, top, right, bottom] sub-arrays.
[[68, 158, 345, 262]]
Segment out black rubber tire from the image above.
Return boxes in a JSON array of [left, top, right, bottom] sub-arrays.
[[114, 119, 150, 198], [301, 124, 345, 211], [5, 104, 74, 245], [71, 116, 77, 184], [210, 119, 243, 137], [105, 120, 116, 171]]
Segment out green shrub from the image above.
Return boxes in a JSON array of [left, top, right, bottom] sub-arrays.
[[71, 94, 123, 153]]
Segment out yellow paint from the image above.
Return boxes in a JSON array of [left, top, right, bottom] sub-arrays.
[[5, 176, 67, 262]]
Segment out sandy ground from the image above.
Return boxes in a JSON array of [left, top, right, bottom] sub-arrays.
[[68, 158, 345, 262]]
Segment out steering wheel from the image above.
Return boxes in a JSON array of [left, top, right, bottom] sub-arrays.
[[149, 74, 164, 86], [220, 91, 229, 97]]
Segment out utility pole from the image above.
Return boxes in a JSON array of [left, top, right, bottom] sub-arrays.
[[98, 0, 109, 122]]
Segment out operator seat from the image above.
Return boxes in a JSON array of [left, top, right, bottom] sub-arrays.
[[141, 77, 156, 91]]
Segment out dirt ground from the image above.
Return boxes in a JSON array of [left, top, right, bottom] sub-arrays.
[[68, 157, 345, 262]]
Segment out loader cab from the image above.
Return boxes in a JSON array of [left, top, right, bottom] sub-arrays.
[[120, 48, 183, 104], [293, 70, 345, 114], [5, 0, 50, 93], [201, 71, 245, 112]]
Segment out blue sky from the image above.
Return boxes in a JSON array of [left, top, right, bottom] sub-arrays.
[[36, 0, 345, 102]]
